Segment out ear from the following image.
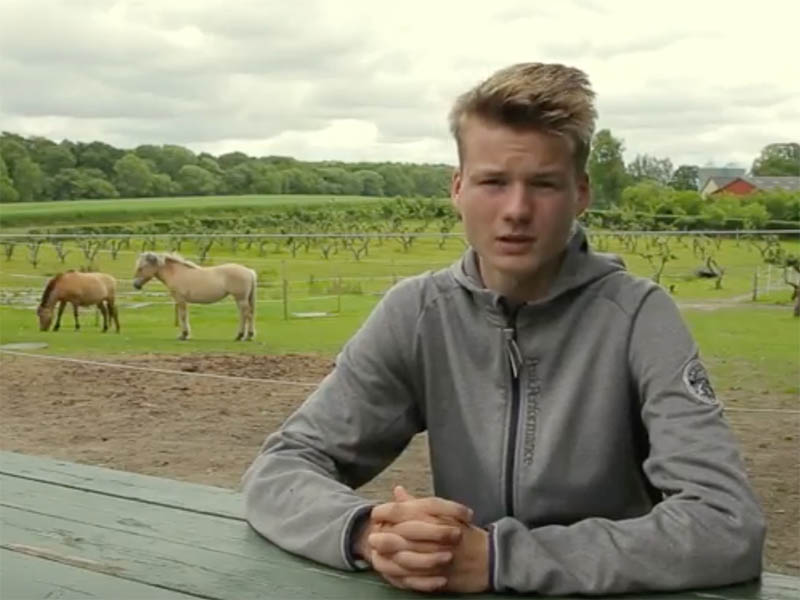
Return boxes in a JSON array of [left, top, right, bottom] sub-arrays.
[[450, 168, 463, 214], [574, 172, 592, 217]]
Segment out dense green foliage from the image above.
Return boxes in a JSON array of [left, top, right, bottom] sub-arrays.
[[0, 132, 453, 202]]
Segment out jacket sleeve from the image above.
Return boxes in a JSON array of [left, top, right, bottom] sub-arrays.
[[489, 286, 766, 595], [241, 280, 424, 569]]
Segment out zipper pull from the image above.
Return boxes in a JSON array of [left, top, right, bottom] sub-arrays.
[[503, 328, 523, 379]]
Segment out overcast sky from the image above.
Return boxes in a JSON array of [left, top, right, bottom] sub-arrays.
[[1, 0, 798, 169]]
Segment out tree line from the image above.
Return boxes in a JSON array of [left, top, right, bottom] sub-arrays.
[[0, 132, 453, 203], [0, 132, 798, 226], [587, 134, 798, 226]]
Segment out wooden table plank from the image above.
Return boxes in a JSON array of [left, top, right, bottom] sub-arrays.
[[0, 450, 242, 519], [0, 548, 199, 600], [0, 494, 401, 598], [1, 451, 797, 600], [1, 473, 332, 571]]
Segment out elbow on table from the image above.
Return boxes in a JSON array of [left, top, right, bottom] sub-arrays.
[[714, 504, 767, 584]]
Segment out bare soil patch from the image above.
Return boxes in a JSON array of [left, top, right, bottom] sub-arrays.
[[1, 352, 796, 574]]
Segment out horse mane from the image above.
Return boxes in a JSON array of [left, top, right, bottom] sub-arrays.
[[39, 273, 64, 307], [163, 252, 200, 269], [139, 252, 200, 269]]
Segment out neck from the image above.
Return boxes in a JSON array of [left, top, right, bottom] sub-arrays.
[[478, 251, 565, 303], [155, 262, 173, 284], [41, 289, 60, 309]]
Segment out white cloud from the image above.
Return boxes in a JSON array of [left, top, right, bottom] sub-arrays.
[[0, 0, 798, 168]]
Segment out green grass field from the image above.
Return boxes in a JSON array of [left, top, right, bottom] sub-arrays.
[[0, 194, 387, 228], [0, 195, 797, 401]]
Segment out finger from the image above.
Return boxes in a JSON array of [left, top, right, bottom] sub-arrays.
[[369, 531, 456, 555], [382, 572, 449, 594], [393, 485, 415, 502], [388, 520, 463, 545], [372, 498, 473, 524], [392, 550, 452, 571], [370, 550, 442, 578], [401, 575, 448, 592], [382, 574, 407, 589]]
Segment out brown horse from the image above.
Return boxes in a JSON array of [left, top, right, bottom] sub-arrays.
[[37, 271, 120, 333]]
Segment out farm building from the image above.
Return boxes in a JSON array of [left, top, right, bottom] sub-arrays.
[[701, 175, 800, 197]]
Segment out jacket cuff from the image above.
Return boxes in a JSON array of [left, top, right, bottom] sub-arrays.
[[341, 504, 374, 570], [487, 523, 501, 591]]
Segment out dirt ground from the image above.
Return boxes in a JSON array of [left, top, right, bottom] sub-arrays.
[[0, 352, 797, 575]]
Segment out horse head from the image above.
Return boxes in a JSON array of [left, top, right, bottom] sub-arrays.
[[36, 304, 54, 331], [133, 252, 161, 289]]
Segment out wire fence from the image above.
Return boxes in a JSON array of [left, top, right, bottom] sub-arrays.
[[0, 228, 798, 240], [1, 229, 797, 317], [1, 349, 797, 416]]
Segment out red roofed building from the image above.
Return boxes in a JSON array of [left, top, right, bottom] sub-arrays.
[[702, 176, 800, 196], [712, 178, 758, 195]]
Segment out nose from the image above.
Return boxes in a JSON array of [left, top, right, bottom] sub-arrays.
[[133, 280, 141, 290], [502, 182, 533, 224]]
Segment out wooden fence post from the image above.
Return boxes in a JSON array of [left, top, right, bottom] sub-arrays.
[[337, 272, 342, 314], [281, 260, 288, 320]]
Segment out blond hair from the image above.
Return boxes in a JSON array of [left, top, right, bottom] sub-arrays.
[[449, 62, 597, 172]]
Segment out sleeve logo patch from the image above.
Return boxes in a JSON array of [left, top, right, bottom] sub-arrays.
[[683, 359, 717, 405]]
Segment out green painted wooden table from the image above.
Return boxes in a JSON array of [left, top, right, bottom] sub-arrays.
[[1, 451, 797, 599]]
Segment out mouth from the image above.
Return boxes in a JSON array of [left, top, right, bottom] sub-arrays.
[[497, 234, 534, 243], [495, 234, 535, 251]]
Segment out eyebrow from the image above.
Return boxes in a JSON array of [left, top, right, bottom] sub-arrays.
[[470, 168, 566, 180]]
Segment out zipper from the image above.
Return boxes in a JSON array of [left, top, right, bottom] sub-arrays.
[[503, 324, 523, 516]]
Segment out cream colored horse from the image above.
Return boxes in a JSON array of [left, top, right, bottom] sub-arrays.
[[132, 252, 257, 341]]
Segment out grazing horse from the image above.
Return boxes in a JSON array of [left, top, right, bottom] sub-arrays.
[[37, 271, 120, 333], [132, 252, 257, 341]]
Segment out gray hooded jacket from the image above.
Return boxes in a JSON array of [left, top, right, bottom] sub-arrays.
[[242, 228, 765, 595]]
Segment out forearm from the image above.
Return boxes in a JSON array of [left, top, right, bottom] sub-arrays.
[[242, 445, 374, 570], [490, 498, 764, 595]]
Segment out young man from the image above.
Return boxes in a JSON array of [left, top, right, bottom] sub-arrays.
[[242, 63, 765, 595]]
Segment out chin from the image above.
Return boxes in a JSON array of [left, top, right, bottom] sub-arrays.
[[491, 255, 541, 278]]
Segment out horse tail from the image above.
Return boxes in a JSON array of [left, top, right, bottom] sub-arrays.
[[249, 269, 257, 317], [107, 274, 117, 299]]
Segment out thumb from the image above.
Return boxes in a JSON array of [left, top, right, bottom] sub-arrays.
[[393, 485, 415, 502]]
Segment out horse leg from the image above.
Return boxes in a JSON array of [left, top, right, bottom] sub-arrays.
[[73, 303, 80, 330], [246, 275, 256, 340], [235, 298, 247, 341], [108, 299, 120, 333], [97, 302, 108, 332], [177, 302, 190, 340], [53, 301, 67, 331]]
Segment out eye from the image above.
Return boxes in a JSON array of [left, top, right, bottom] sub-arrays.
[[481, 178, 505, 186]]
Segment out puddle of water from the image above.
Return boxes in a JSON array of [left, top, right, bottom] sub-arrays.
[[0, 342, 48, 351]]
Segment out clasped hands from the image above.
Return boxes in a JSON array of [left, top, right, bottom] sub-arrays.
[[354, 486, 489, 593]]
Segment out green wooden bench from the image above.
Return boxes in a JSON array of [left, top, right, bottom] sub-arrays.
[[1, 450, 797, 599]]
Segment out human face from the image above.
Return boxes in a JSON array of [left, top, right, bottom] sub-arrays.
[[451, 117, 590, 300]]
